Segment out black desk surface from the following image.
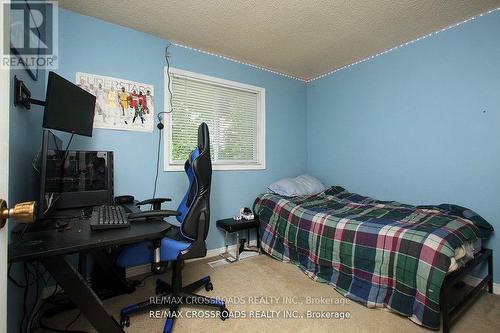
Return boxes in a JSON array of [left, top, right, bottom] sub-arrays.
[[9, 210, 172, 262]]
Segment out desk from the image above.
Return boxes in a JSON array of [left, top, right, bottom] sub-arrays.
[[9, 207, 171, 333]]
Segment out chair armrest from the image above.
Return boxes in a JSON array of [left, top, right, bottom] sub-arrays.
[[128, 209, 181, 220], [137, 198, 172, 210]]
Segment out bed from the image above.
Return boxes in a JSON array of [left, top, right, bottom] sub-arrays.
[[253, 186, 491, 330]]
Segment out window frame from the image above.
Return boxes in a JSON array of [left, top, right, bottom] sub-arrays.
[[164, 67, 266, 171]]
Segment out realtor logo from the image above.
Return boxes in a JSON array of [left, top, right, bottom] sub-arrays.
[[1, 1, 58, 72]]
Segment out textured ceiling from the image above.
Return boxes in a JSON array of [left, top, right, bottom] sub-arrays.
[[58, 0, 500, 80]]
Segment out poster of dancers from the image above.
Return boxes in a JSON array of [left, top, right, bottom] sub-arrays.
[[76, 72, 155, 132]]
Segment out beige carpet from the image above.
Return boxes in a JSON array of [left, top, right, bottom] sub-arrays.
[[42, 255, 499, 333]]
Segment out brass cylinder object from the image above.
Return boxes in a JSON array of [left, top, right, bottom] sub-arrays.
[[0, 199, 37, 228]]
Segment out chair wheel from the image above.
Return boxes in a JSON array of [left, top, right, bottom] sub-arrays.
[[205, 282, 213, 291], [219, 307, 229, 321], [120, 315, 130, 328], [151, 263, 166, 274]]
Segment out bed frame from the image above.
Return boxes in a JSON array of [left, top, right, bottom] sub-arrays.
[[440, 248, 493, 333], [257, 209, 493, 333]]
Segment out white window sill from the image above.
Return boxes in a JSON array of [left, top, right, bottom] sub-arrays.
[[165, 163, 266, 172]]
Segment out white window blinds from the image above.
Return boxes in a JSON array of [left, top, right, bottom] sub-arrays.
[[165, 68, 265, 171]]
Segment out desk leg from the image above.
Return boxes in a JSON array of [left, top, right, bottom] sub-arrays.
[[225, 231, 228, 254], [236, 232, 240, 261], [42, 256, 124, 333]]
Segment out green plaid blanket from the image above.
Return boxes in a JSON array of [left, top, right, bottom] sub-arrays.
[[253, 186, 480, 329]]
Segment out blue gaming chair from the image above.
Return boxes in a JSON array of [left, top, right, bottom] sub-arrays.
[[117, 123, 229, 332]]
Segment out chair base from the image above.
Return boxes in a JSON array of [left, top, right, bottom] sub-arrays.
[[119, 260, 229, 332]]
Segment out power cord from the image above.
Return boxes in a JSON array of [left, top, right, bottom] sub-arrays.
[[9, 262, 87, 333], [51, 130, 62, 152], [29, 283, 90, 333], [29, 283, 59, 332], [152, 126, 162, 199], [27, 263, 40, 333], [32, 130, 62, 174], [152, 43, 175, 199], [164, 43, 174, 115], [156, 43, 175, 126], [38, 316, 89, 333], [64, 311, 82, 331], [7, 262, 47, 333]]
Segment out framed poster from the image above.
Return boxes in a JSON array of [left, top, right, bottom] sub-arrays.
[[76, 72, 154, 132]]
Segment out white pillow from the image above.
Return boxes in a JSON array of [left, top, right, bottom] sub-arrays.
[[268, 174, 327, 197]]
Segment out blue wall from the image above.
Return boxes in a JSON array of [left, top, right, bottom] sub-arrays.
[[7, 5, 500, 332], [8, 1, 49, 328], [306, 11, 500, 282], [8, 68, 46, 333], [56, 9, 307, 250]]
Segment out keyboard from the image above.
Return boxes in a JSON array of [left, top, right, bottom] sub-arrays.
[[90, 205, 129, 230]]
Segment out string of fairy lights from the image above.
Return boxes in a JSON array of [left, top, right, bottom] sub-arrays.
[[171, 42, 303, 81], [307, 6, 500, 82], [172, 7, 500, 83]]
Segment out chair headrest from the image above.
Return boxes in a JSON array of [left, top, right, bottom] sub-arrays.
[[198, 122, 210, 153]]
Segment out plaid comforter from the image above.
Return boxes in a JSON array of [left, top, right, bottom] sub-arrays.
[[253, 186, 480, 329]]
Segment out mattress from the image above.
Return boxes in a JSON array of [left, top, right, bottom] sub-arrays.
[[254, 186, 481, 329]]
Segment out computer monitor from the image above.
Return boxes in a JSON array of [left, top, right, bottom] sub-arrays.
[[43, 71, 96, 137], [38, 130, 114, 219]]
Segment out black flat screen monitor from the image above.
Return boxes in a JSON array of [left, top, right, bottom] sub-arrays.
[[43, 71, 96, 137], [38, 130, 114, 219]]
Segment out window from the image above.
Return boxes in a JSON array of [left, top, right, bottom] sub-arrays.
[[164, 68, 265, 171]]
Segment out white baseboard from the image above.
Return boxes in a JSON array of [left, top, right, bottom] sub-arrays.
[[41, 241, 258, 299], [125, 240, 258, 278]]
